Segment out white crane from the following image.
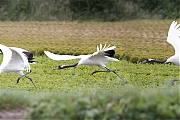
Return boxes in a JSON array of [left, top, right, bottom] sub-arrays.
[[141, 21, 180, 66], [44, 44, 127, 83], [0, 44, 36, 88]]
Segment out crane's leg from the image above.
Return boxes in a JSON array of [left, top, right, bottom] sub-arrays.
[[17, 71, 31, 83], [24, 75, 37, 88], [17, 71, 37, 88], [91, 67, 128, 84]]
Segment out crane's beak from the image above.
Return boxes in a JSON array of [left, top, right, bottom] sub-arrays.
[[53, 65, 64, 70], [140, 60, 148, 64], [53, 67, 60, 70]]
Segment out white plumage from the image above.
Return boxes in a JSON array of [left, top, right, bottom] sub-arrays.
[[44, 44, 118, 67], [44, 44, 127, 83], [166, 21, 180, 66], [0, 44, 36, 87], [142, 21, 180, 66]]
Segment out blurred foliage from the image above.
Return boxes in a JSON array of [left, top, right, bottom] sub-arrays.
[[26, 86, 179, 119], [0, 56, 179, 118], [131, 0, 180, 19], [0, 0, 179, 21], [0, 89, 31, 110], [1, 86, 179, 119], [69, 0, 129, 21]]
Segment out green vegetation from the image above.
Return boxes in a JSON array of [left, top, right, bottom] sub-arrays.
[[0, 0, 179, 21], [0, 56, 179, 91], [0, 20, 180, 119], [0, 20, 179, 63], [0, 89, 31, 110], [0, 56, 179, 119], [1, 84, 179, 119], [27, 86, 180, 119]]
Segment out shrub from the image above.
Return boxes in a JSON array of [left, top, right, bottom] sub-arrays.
[[27, 86, 180, 119], [0, 89, 31, 110], [0, 0, 179, 21]]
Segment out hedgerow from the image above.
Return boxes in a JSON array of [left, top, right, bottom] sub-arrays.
[[26, 86, 179, 119]]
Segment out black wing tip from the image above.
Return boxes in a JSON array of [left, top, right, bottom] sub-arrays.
[[28, 60, 36, 63], [23, 51, 34, 60], [105, 50, 115, 57]]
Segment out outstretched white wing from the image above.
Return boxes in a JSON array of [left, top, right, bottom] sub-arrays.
[[9, 47, 29, 61], [10, 47, 35, 64], [167, 21, 180, 55], [44, 44, 118, 62], [9, 47, 28, 53], [0, 44, 12, 69], [44, 51, 81, 61], [10, 47, 31, 72]]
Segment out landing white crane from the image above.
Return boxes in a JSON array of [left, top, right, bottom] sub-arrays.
[[141, 21, 180, 66], [44, 44, 128, 83], [0, 44, 36, 88]]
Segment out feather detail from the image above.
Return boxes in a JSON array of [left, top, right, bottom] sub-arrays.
[[99, 44, 102, 51], [167, 21, 180, 55], [102, 44, 106, 50], [97, 45, 99, 52], [44, 51, 81, 61]]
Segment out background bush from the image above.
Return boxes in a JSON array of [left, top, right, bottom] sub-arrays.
[[26, 86, 180, 119], [0, 0, 179, 21]]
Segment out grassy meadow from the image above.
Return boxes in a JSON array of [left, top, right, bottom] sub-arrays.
[[0, 20, 180, 119], [0, 20, 179, 62]]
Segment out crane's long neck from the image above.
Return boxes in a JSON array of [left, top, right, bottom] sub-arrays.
[[151, 59, 167, 63], [54, 63, 78, 70], [61, 63, 78, 69]]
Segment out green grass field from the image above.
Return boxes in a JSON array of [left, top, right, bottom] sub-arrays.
[[0, 20, 179, 62], [0, 20, 180, 119], [0, 56, 179, 91]]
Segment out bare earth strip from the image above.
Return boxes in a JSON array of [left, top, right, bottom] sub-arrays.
[[0, 109, 27, 120]]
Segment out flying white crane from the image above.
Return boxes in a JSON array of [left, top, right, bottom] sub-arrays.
[[0, 44, 36, 88], [44, 44, 128, 83], [141, 21, 180, 66]]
